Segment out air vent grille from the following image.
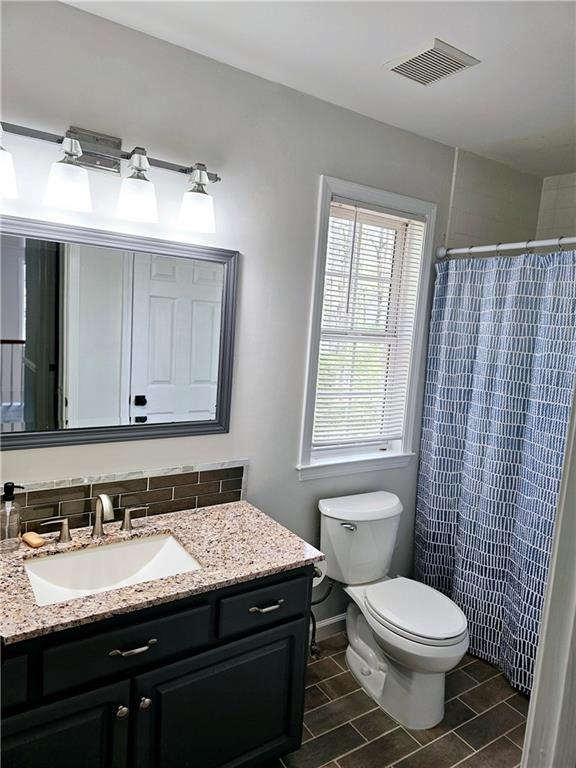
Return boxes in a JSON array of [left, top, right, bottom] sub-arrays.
[[384, 39, 480, 86]]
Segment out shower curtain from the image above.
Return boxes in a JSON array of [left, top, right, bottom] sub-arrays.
[[414, 250, 576, 694]]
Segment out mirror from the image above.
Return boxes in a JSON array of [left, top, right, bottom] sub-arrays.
[[0, 218, 238, 449]]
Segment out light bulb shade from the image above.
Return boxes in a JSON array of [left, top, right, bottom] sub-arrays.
[[117, 176, 158, 223], [179, 190, 215, 233], [44, 161, 92, 212], [0, 147, 18, 199]]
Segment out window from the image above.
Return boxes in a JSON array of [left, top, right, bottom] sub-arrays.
[[298, 177, 435, 479]]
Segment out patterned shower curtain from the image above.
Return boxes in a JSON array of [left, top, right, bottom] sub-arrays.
[[414, 250, 576, 694]]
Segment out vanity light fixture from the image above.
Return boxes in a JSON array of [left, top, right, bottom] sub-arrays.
[[116, 148, 158, 223], [0, 122, 221, 231], [0, 128, 18, 199], [44, 137, 92, 212], [179, 163, 215, 233]]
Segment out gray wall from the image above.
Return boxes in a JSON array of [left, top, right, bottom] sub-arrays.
[[0, 2, 542, 623]]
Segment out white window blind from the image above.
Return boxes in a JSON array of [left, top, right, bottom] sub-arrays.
[[312, 198, 425, 452]]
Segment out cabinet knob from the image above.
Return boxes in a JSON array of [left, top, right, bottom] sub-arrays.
[[139, 697, 152, 710], [116, 705, 130, 719]]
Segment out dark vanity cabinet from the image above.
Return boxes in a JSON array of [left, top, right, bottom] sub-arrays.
[[133, 620, 307, 768], [2, 682, 130, 768], [1, 567, 313, 768]]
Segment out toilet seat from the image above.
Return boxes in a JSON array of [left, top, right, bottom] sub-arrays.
[[364, 577, 468, 647]]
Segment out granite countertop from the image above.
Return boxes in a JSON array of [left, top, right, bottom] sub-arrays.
[[0, 501, 324, 645]]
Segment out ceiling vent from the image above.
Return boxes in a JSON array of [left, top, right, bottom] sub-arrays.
[[384, 39, 480, 86]]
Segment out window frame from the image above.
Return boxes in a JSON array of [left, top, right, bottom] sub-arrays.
[[297, 176, 437, 480]]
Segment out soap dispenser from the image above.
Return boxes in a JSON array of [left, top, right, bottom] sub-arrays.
[[0, 482, 24, 552]]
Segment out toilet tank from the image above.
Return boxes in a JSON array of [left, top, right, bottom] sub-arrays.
[[319, 491, 403, 585]]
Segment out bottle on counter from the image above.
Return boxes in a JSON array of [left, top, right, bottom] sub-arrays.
[[0, 482, 24, 552]]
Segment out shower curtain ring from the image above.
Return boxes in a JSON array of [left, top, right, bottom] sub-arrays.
[[526, 240, 533, 254], [468, 245, 473, 256], [496, 242, 502, 255], [558, 235, 565, 252]]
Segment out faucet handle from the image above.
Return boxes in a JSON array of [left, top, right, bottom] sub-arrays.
[[122, 506, 148, 532], [120, 508, 132, 532], [41, 517, 72, 543]]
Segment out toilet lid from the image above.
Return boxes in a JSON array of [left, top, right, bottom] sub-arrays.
[[365, 578, 467, 641], [319, 491, 402, 521]]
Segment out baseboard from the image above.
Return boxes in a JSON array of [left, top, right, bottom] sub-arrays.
[[314, 612, 347, 640]]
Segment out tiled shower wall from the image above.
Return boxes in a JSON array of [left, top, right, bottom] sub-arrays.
[[15, 465, 245, 533], [445, 149, 542, 248], [536, 172, 576, 239]]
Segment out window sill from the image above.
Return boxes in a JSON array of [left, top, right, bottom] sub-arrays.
[[296, 451, 415, 481]]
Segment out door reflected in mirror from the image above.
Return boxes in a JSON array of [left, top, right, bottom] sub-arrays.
[[1, 235, 225, 434]]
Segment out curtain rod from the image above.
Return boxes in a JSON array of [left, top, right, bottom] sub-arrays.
[[437, 236, 576, 259]]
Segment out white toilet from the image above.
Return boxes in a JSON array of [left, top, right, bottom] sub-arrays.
[[319, 491, 469, 730]]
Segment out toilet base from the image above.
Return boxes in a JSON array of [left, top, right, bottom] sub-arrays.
[[346, 603, 445, 730]]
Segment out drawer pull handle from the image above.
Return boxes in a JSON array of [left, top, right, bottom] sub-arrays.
[[139, 697, 152, 710], [109, 638, 158, 658], [116, 705, 130, 719], [249, 599, 285, 615]]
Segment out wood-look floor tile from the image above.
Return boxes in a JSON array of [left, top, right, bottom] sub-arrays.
[[455, 702, 523, 750], [306, 658, 342, 686], [338, 728, 419, 768], [507, 722, 526, 748], [305, 690, 375, 736], [507, 693, 530, 717], [333, 651, 349, 670], [305, 685, 331, 712], [286, 647, 525, 768], [352, 708, 398, 741], [408, 698, 477, 746], [283, 724, 364, 768], [302, 724, 314, 743], [459, 675, 516, 713], [393, 732, 472, 768], [317, 632, 349, 656], [445, 669, 477, 700], [464, 658, 501, 683], [318, 671, 360, 700], [453, 736, 522, 768]]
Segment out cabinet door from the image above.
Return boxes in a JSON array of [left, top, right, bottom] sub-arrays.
[[1, 681, 130, 768], [133, 618, 308, 768]]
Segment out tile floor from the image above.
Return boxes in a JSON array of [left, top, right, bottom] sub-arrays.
[[270, 632, 529, 768]]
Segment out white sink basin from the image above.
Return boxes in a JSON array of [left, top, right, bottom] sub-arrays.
[[25, 534, 201, 606]]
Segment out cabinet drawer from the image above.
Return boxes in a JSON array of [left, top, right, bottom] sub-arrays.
[[1, 655, 28, 711], [218, 576, 309, 639], [43, 604, 211, 697]]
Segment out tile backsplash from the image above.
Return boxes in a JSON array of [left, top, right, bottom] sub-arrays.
[[13, 462, 247, 534]]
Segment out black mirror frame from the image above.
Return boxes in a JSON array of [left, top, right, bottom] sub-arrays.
[[0, 215, 238, 450]]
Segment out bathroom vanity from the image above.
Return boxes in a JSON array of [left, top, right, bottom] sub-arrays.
[[0, 502, 323, 768]]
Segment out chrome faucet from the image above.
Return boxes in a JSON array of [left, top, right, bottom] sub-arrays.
[[92, 494, 114, 537]]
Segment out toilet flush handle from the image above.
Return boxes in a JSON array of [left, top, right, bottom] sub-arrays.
[[340, 523, 357, 532]]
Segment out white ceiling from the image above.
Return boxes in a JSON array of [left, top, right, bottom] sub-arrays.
[[68, 1, 575, 178]]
